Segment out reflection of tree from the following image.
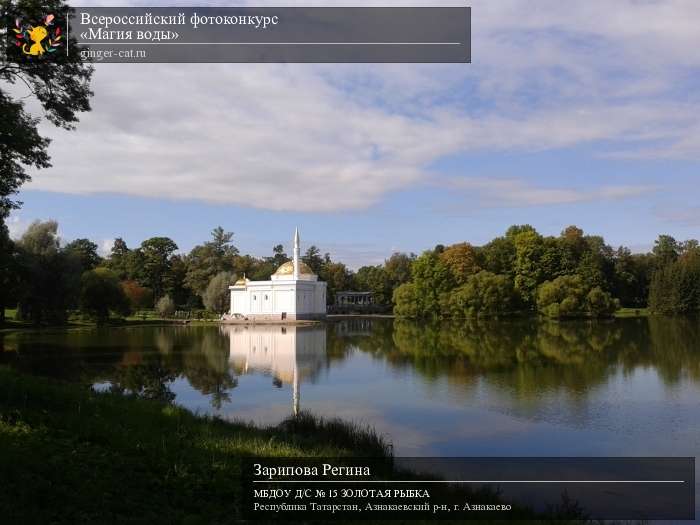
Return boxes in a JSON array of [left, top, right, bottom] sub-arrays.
[[386, 317, 700, 400], [109, 360, 177, 403], [181, 330, 237, 410]]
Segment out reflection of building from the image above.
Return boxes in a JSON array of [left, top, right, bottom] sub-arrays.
[[223, 324, 326, 415], [227, 229, 326, 322]]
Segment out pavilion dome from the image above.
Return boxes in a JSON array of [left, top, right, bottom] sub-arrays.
[[273, 260, 315, 277]]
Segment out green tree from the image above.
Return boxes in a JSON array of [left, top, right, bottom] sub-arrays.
[[302, 245, 324, 274], [395, 251, 454, 318], [537, 275, 618, 319], [480, 236, 516, 277], [79, 268, 130, 323], [513, 228, 545, 306], [202, 271, 234, 314], [649, 245, 700, 314], [441, 271, 519, 318], [139, 237, 178, 301], [1, 0, 93, 216], [355, 265, 390, 305], [184, 227, 238, 296], [0, 219, 19, 322], [64, 238, 101, 272], [15, 220, 81, 324], [392, 282, 420, 318]]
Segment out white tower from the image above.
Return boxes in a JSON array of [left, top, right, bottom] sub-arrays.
[[293, 228, 300, 280]]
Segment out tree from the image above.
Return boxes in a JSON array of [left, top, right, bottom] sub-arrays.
[[302, 245, 324, 274], [480, 236, 515, 277], [513, 228, 545, 306], [536, 275, 618, 319], [0, 219, 19, 322], [384, 252, 413, 288], [649, 245, 700, 314], [15, 220, 81, 324], [1, 0, 93, 216], [396, 251, 454, 318], [268, 244, 289, 267], [139, 237, 178, 301], [321, 261, 352, 304], [355, 265, 390, 305], [439, 242, 481, 285], [64, 238, 101, 271], [121, 280, 153, 311], [441, 271, 519, 318], [202, 271, 234, 314], [79, 268, 130, 323], [184, 227, 237, 296], [653, 235, 679, 266], [155, 295, 176, 318], [392, 282, 420, 318]]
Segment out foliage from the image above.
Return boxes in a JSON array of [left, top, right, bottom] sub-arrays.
[[439, 242, 481, 285], [0, 0, 93, 216], [139, 237, 178, 300], [121, 280, 153, 310], [184, 227, 238, 297], [79, 267, 130, 323], [15, 220, 81, 324], [649, 247, 700, 314], [441, 271, 519, 318], [537, 275, 618, 319], [63, 238, 101, 271], [202, 271, 234, 314], [155, 294, 176, 318]]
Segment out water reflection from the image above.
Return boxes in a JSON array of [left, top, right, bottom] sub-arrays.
[[225, 325, 326, 415], [1, 317, 699, 413]]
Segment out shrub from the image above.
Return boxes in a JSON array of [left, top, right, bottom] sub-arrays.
[[80, 268, 130, 323], [155, 295, 176, 318], [537, 275, 618, 319]]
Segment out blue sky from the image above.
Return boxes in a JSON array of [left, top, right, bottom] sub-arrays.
[[8, 1, 700, 268]]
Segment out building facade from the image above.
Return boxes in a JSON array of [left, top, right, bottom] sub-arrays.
[[227, 229, 327, 321]]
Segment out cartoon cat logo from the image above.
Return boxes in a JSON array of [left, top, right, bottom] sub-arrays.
[[12, 13, 62, 57]]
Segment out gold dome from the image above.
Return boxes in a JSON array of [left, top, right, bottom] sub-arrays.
[[274, 261, 315, 276]]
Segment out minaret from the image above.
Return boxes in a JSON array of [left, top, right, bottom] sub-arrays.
[[293, 228, 300, 280]]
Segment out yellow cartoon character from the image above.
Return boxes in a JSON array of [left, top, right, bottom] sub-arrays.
[[23, 24, 48, 56]]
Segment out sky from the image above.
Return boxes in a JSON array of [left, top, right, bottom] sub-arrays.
[[7, 0, 700, 269]]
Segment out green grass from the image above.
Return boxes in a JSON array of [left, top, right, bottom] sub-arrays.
[[0, 367, 389, 524], [614, 307, 651, 318]]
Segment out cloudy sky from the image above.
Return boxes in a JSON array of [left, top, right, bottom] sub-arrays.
[[9, 0, 700, 267]]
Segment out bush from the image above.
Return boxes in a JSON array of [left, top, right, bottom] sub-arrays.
[[392, 282, 420, 318], [155, 295, 176, 318], [80, 268, 130, 323], [441, 271, 519, 317], [537, 275, 618, 319], [202, 271, 234, 314]]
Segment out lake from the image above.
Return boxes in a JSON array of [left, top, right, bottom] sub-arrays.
[[2, 317, 699, 514]]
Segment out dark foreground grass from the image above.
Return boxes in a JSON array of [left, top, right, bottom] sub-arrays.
[[0, 368, 628, 525], [0, 367, 389, 524]]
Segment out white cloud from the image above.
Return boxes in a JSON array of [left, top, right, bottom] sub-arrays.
[[446, 177, 656, 207], [19, 1, 700, 211]]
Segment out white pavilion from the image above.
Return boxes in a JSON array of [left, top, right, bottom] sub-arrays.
[[227, 229, 327, 322]]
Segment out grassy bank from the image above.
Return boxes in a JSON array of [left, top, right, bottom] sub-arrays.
[[0, 367, 388, 524]]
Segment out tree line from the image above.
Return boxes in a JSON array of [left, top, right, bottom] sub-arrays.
[[0, 219, 697, 324], [390, 225, 700, 319]]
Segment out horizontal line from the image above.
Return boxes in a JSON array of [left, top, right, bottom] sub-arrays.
[[76, 42, 462, 46], [253, 480, 685, 484]]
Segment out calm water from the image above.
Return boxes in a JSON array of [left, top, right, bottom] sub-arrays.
[[2, 317, 700, 515]]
